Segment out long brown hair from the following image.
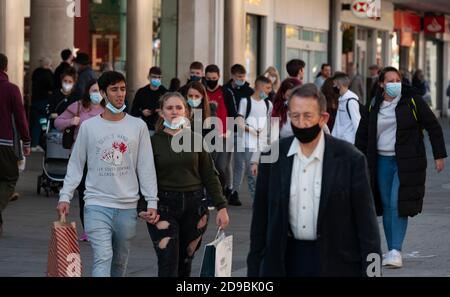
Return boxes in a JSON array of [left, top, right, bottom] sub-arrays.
[[155, 92, 189, 132], [272, 78, 302, 126], [186, 81, 211, 121], [321, 77, 340, 111], [81, 79, 106, 109]]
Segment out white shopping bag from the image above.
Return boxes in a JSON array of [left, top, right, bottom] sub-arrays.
[[200, 228, 233, 277]]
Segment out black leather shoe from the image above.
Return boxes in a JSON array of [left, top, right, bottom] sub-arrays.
[[228, 191, 242, 206]]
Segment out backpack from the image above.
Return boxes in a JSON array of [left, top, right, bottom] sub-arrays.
[[245, 97, 270, 119], [345, 98, 365, 120]]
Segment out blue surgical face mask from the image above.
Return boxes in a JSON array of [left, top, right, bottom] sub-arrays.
[[259, 91, 268, 100], [190, 75, 202, 82], [90, 92, 103, 105], [385, 82, 402, 98], [150, 78, 161, 88], [235, 79, 245, 87], [187, 98, 202, 108], [105, 95, 126, 114], [163, 117, 186, 130]]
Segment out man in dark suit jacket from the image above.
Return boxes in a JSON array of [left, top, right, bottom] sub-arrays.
[[247, 83, 381, 277]]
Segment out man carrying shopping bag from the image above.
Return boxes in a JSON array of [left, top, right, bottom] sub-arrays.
[[56, 71, 159, 277]]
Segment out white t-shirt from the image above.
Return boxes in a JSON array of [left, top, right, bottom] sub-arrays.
[[377, 95, 401, 156], [238, 97, 273, 150]]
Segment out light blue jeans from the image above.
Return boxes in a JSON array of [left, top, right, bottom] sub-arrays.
[[377, 155, 408, 251], [84, 205, 137, 277], [232, 148, 256, 199]]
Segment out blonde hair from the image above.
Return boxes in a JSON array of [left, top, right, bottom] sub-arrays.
[[263, 66, 281, 92]]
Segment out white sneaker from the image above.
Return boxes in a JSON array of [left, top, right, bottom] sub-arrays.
[[382, 249, 403, 268], [31, 146, 44, 153]]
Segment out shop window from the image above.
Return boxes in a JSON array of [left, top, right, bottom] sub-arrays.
[[286, 25, 300, 40], [153, 0, 162, 67], [245, 14, 262, 87], [285, 24, 328, 83], [275, 24, 284, 78], [90, 0, 123, 72]]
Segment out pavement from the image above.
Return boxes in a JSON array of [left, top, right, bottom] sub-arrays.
[[1, 120, 450, 277]]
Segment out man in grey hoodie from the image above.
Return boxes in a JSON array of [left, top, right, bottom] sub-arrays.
[[57, 71, 159, 277]]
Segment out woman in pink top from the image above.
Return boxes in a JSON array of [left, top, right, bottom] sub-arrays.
[[55, 79, 105, 242], [55, 80, 105, 141]]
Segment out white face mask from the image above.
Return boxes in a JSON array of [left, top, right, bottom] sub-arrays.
[[62, 82, 74, 93], [163, 117, 187, 130]]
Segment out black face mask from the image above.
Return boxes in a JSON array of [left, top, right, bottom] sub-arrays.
[[206, 79, 219, 90], [291, 123, 322, 144], [333, 86, 340, 95]]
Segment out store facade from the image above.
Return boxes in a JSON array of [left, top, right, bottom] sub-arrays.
[[331, 0, 394, 102]]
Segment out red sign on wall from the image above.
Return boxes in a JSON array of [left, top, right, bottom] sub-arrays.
[[424, 15, 445, 34], [394, 11, 421, 33]]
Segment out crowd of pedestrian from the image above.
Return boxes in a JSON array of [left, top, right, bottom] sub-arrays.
[[1, 47, 449, 277]]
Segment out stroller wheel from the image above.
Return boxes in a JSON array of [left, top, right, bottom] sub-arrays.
[[37, 175, 42, 195]]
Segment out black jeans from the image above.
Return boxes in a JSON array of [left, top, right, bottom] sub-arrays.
[[146, 190, 209, 277], [0, 146, 19, 225]]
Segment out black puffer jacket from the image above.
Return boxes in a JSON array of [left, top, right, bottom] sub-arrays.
[[355, 85, 447, 217]]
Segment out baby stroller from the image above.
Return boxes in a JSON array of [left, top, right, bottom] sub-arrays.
[[36, 111, 71, 197]]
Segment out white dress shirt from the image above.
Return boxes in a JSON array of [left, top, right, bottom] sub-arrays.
[[288, 131, 325, 241], [331, 89, 361, 144]]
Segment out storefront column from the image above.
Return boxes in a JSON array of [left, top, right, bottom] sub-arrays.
[[160, 0, 178, 86], [417, 31, 426, 71], [126, 0, 153, 102], [212, 0, 225, 81], [330, 0, 343, 72], [261, 0, 275, 71], [178, 0, 218, 83], [368, 29, 378, 67], [30, 0, 74, 74], [443, 41, 450, 117], [0, 0, 25, 90], [224, 0, 246, 81], [382, 31, 392, 67]]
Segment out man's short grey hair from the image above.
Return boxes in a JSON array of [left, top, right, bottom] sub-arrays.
[[332, 72, 350, 87], [288, 83, 327, 113], [39, 57, 52, 68]]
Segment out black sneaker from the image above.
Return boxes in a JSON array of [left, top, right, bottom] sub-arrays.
[[228, 191, 242, 206], [223, 187, 232, 200]]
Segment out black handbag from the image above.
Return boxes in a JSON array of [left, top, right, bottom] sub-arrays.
[[62, 101, 81, 149]]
